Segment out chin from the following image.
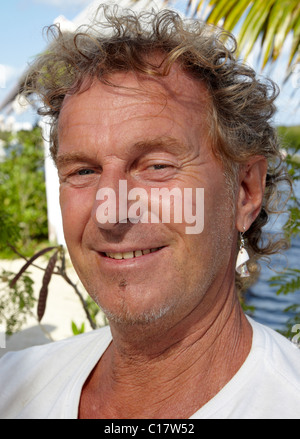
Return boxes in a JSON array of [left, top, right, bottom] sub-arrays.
[[98, 300, 174, 327]]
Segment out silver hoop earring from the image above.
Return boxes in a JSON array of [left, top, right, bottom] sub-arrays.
[[236, 228, 250, 278]]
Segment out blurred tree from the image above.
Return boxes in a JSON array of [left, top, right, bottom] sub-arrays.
[[0, 126, 48, 256]]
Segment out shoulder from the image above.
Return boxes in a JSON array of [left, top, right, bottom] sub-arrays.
[[192, 318, 300, 419], [0, 325, 112, 419], [249, 317, 300, 383], [248, 317, 300, 417], [0, 325, 111, 369]]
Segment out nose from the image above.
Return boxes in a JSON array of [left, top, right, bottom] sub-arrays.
[[91, 166, 129, 230]]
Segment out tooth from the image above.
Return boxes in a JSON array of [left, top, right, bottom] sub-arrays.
[[105, 248, 162, 259], [123, 251, 134, 259], [113, 253, 123, 259]]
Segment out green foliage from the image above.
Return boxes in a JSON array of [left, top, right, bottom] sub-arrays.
[[168, 0, 300, 70], [71, 321, 85, 336], [270, 268, 300, 295], [0, 126, 48, 256], [71, 296, 108, 336], [278, 125, 300, 156], [85, 295, 102, 324], [0, 209, 20, 250], [278, 125, 300, 238], [278, 305, 300, 340], [0, 243, 105, 337], [0, 126, 50, 334], [269, 125, 300, 335], [0, 269, 36, 335]]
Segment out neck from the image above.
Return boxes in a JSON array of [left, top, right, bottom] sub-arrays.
[[110, 286, 244, 356], [79, 279, 253, 419]]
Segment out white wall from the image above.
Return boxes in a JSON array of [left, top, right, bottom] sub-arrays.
[[40, 118, 65, 245]]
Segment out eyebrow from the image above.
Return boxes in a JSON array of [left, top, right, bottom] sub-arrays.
[[55, 136, 189, 167], [132, 137, 188, 155], [55, 151, 95, 168]]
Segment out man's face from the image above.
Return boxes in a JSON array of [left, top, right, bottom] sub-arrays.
[[57, 67, 237, 328]]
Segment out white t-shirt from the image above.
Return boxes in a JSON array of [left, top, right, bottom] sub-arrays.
[[0, 317, 299, 419]]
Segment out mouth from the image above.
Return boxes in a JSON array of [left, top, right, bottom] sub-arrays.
[[102, 247, 165, 260]]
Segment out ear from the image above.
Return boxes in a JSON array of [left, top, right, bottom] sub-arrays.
[[236, 156, 268, 232]]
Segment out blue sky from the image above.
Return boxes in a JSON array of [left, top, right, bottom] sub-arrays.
[[0, 0, 94, 109], [0, 0, 93, 68], [0, 0, 299, 126]]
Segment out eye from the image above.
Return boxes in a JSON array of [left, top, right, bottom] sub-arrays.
[[61, 167, 100, 188], [149, 163, 170, 171], [150, 164, 170, 170], [78, 169, 95, 175], [139, 162, 177, 182]]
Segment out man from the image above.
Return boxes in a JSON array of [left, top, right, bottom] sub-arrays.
[[0, 5, 299, 419]]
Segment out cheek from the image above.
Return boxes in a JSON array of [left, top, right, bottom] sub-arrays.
[[183, 174, 235, 260], [203, 182, 236, 257], [60, 187, 93, 244]]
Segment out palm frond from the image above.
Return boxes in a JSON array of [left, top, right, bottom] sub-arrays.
[[185, 0, 300, 71]]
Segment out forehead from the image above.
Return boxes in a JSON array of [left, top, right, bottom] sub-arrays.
[[58, 65, 212, 151]]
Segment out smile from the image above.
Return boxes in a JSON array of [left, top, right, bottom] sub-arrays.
[[104, 247, 164, 260]]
